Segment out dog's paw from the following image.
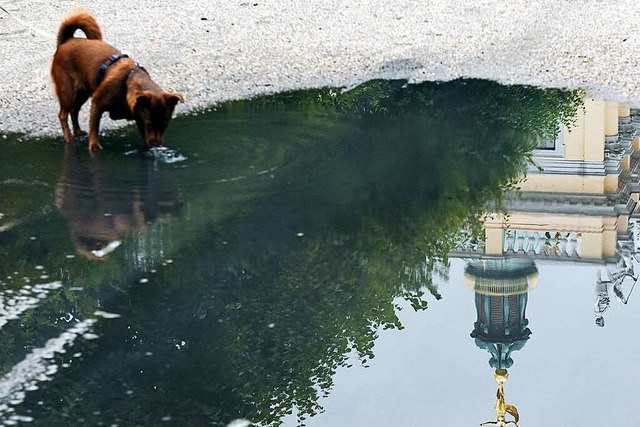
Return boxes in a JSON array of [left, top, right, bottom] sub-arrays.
[[74, 130, 88, 137], [88, 140, 103, 152]]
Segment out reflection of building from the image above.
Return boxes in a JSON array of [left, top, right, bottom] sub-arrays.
[[466, 259, 535, 426], [458, 101, 639, 425], [524, 100, 634, 196], [453, 102, 640, 327]]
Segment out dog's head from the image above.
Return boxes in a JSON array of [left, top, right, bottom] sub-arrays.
[[132, 91, 184, 147]]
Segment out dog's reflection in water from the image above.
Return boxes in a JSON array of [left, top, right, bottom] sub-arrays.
[[56, 144, 182, 260]]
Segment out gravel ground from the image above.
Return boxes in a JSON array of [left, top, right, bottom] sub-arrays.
[[1, 0, 640, 136]]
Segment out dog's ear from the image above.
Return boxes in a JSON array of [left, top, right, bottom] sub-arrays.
[[135, 91, 154, 111], [163, 92, 184, 108]]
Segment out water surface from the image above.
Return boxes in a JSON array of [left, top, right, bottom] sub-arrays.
[[0, 79, 638, 426]]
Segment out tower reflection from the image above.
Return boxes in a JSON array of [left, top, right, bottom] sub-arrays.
[[465, 258, 537, 426]]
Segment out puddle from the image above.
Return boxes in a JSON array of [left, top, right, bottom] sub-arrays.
[[0, 79, 638, 426]]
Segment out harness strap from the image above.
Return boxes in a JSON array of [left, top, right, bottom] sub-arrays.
[[126, 63, 149, 81], [96, 53, 130, 86]]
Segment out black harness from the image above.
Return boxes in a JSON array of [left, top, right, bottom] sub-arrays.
[[96, 53, 150, 120], [96, 53, 130, 86]]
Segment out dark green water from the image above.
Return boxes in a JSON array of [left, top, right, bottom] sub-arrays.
[[2, 79, 625, 426]]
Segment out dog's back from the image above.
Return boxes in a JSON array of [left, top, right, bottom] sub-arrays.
[[56, 10, 102, 47], [52, 11, 119, 92]]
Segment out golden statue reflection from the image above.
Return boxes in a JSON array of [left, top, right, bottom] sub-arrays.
[[480, 369, 519, 427]]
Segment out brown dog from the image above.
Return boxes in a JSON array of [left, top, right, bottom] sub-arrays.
[[51, 11, 183, 151]]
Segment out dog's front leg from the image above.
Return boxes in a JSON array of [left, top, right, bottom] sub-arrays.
[[88, 101, 104, 152]]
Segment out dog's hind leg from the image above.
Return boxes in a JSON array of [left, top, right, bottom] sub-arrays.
[[58, 107, 74, 143], [51, 69, 76, 143], [70, 92, 89, 137]]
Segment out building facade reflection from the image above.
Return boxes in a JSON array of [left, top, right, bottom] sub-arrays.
[[452, 101, 640, 425], [453, 102, 640, 327]]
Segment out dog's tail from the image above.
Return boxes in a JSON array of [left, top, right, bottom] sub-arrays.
[[56, 10, 102, 47]]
